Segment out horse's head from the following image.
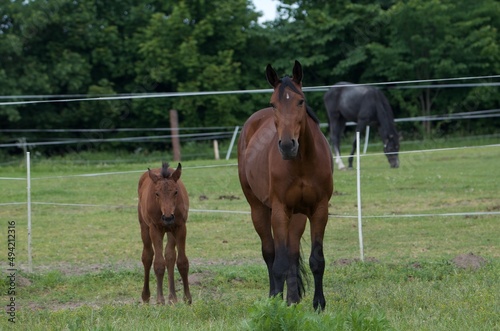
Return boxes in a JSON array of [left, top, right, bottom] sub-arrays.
[[148, 162, 182, 227], [383, 134, 400, 168], [266, 60, 307, 160]]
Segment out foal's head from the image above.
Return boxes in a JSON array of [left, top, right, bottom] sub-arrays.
[[148, 162, 182, 226], [266, 60, 307, 160]]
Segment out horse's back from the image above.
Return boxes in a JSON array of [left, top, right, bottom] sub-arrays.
[[325, 82, 378, 122]]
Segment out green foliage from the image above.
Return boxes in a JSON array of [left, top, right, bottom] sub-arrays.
[[242, 297, 392, 331]]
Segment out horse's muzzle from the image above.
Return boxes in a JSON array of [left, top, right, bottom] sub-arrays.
[[278, 139, 298, 160], [390, 157, 400, 168], [161, 214, 175, 226]]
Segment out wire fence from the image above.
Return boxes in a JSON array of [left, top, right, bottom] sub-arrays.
[[1, 109, 499, 152], [2, 143, 499, 217], [1, 77, 499, 268]]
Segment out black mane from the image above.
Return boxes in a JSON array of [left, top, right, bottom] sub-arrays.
[[161, 162, 172, 178]]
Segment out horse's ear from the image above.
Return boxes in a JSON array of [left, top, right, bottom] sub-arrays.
[[171, 163, 182, 182], [148, 168, 161, 183], [266, 64, 280, 88], [292, 60, 303, 85]]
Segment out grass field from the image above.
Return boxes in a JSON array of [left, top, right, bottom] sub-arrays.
[[1, 136, 499, 330]]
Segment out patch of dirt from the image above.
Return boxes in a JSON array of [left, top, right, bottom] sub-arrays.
[[333, 257, 379, 266], [452, 252, 487, 270], [218, 195, 240, 200], [199, 194, 209, 201], [186, 271, 213, 286], [487, 204, 500, 211]]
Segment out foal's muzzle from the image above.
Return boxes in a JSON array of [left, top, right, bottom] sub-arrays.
[[161, 213, 175, 226]]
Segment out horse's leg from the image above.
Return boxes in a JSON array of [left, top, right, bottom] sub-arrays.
[[308, 201, 329, 311], [347, 134, 357, 169], [286, 213, 307, 305], [348, 123, 367, 168], [150, 228, 166, 305], [140, 218, 154, 303], [250, 204, 275, 296], [270, 206, 291, 298], [330, 118, 347, 170], [174, 225, 192, 304], [164, 232, 178, 304]]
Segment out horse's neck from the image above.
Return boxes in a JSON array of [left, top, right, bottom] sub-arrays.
[[375, 96, 397, 138]]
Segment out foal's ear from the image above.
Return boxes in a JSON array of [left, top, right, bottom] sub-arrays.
[[292, 60, 303, 85], [171, 163, 182, 182], [266, 64, 280, 88], [148, 168, 161, 183]]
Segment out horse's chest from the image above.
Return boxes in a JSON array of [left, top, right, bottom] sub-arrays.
[[280, 178, 320, 210]]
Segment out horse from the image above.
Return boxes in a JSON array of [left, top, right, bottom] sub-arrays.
[[323, 82, 400, 169], [137, 162, 191, 305], [237, 60, 333, 311]]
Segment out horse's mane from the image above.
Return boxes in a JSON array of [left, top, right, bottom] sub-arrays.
[[161, 162, 172, 178], [372, 89, 398, 137], [278, 76, 320, 124]]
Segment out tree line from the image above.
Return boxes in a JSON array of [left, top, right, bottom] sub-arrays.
[[1, 0, 499, 155]]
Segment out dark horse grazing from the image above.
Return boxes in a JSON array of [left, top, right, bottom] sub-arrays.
[[323, 82, 400, 169], [238, 61, 333, 310], [137, 162, 191, 305]]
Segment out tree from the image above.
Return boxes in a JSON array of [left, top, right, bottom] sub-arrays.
[[365, 0, 500, 135], [134, 0, 261, 128]]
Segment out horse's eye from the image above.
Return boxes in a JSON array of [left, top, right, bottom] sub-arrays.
[[298, 100, 305, 106]]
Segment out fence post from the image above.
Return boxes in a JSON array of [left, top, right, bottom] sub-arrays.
[[356, 131, 364, 262], [213, 140, 220, 160], [27, 152, 33, 273], [225, 126, 240, 160], [169, 109, 181, 161], [363, 126, 370, 154]]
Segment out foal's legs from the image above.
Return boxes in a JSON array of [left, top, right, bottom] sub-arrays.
[[164, 232, 178, 304], [140, 218, 154, 303], [150, 228, 167, 304], [166, 226, 192, 304]]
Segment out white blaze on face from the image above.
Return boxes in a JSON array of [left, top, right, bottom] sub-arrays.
[[286, 92, 290, 100]]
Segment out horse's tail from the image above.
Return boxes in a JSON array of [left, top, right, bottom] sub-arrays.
[[297, 245, 310, 299]]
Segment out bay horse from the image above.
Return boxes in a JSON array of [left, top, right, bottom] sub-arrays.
[[323, 82, 400, 169], [238, 60, 333, 310], [137, 162, 191, 305]]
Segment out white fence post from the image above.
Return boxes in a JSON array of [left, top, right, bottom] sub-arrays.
[[27, 152, 33, 273], [356, 131, 365, 262], [363, 126, 370, 154], [225, 126, 240, 160]]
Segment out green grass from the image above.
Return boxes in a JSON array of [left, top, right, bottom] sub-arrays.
[[0, 137, 499, 330]]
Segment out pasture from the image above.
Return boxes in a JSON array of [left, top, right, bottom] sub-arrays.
[[1, 136, 499, 330]]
